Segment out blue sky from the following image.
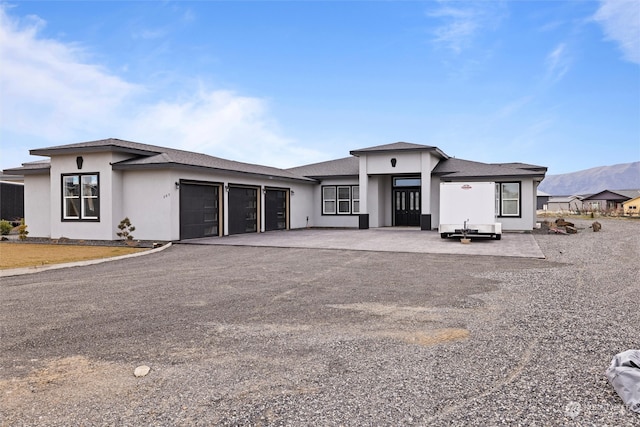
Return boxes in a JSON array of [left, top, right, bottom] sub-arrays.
[[1, 1, 639, 175]]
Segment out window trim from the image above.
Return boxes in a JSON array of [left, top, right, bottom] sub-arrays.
[[322, 185, 360, 216], [496, 181, 521, 218], [61, 173, 100, 221]]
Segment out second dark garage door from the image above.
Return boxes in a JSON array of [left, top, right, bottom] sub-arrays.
[[228, 186, 258, 235], [265, 189, 287, 231]]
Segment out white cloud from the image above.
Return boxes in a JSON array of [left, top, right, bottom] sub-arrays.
[[125, 88, 321, 168], [428, 1, 506, 54], [0, 6, 139, 140], [545, 43, 571, 83], [593, 0, 640, 64], [0, 6, 321, 169]]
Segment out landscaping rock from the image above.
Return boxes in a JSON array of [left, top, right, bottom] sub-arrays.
[[134, 365, 150, 377]]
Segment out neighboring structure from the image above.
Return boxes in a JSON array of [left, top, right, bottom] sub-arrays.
[[622, 196, 640, 216], [581, 189, 640, 213], [0, 171, 25, 222], [544, 195, 584, 213], [4, 139, 547, 241], [0, 181, 24, 222], [536, 190, 551, 210]]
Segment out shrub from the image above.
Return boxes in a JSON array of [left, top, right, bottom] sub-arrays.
[[117, 217, 136, 241], [0, 220, 12, 235], [18, 218, 28, 241]]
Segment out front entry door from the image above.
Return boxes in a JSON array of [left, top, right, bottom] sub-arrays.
[[394, 188, 421, 226]]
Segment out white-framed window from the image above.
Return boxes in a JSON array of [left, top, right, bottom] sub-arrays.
[[322, 185, 359, 215], [323, 186, 336, 214], [496, 182, 520, 217], [352, 186, 360, 214], [62, 173, 100, 220], [337, 186, 351, 214]]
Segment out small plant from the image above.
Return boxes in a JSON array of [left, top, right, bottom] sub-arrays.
[[117, 217, 136, 241], [0, 219, 12, 235], [18, 218, 28, 241]]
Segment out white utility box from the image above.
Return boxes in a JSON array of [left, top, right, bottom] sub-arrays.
[[439, 182, 502, 240]]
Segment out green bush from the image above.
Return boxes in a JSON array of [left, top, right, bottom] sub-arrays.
[[0, 220, 12, 235]]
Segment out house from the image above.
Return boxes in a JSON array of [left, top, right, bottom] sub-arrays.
[[622, 196, 640, 216], [544, 195, 584, 213], [581, 189, 640, 213], [536, 190, 551, 211], [3, 139, 546, 241]]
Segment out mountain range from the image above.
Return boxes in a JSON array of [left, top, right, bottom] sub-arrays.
[[538, 162, 640, 196]]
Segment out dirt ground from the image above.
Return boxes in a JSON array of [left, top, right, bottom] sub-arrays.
[[0, 243, 146, 269]]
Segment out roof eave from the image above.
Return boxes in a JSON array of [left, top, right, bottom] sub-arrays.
[[30, 146, 161, 157], [3, 166, 51, 175], [350, 146, 449, 159], [112, 162, 317, 184], [437, 173, 546, 181]]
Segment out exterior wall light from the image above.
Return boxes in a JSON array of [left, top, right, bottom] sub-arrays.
[[175, 181, 180, 189], [76, 156, 84, 170], [391, 158, 397, 167]]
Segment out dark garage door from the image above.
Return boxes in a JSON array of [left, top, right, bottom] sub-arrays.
[[265, 189, 287, 231], [228, 186, 258, 235], [180, 183, 219, 239]]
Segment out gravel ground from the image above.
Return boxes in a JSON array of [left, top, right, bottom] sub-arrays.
[[0, 217, 638, 426]]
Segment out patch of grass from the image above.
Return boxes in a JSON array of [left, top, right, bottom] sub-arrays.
[[0, 243, 147, 270]]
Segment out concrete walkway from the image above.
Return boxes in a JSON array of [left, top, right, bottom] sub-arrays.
[[181, 228, 545, 258]]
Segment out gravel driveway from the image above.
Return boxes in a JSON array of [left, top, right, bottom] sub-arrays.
[[1, 218, 638, 426]]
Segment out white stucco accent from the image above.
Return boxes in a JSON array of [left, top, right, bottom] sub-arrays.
[[23, 173, 50, 238]]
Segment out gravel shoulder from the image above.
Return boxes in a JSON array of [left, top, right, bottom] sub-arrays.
[[0, 218, 638, 426]]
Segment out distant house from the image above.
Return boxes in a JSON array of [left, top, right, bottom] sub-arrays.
[[545, 195, 584, 213], [536, 190, 551, 210], [3, 139, 547, 241], [0, 171, 25, 222], [622, 196, 640, 216], [581, 189, 640, 213]]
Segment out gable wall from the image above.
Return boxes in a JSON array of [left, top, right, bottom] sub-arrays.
[[49, 152, 133, 240]]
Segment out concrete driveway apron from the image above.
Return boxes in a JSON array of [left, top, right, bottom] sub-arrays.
[[181, 228, 545, 258]]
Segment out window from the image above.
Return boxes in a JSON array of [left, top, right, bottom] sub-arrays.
[[496, 182, 520, 217], [323, 186, 336, 214], [352, 186, 360, 214], [62, 173, 99, 220], [393, 177, 421, 187], [337, 186, 351, 214], [322, 185, 359, 215]]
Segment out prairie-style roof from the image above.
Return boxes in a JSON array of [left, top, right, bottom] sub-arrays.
[[350, 142, 449, 158], [547, 195, 583, 203], [25, 138, 315, 183], [6, 138, 548, 183], [3, 160, 51, 175], [287, 156, 359, 178], [433, 158, 547, 179], [582, 189, 640, 200]]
